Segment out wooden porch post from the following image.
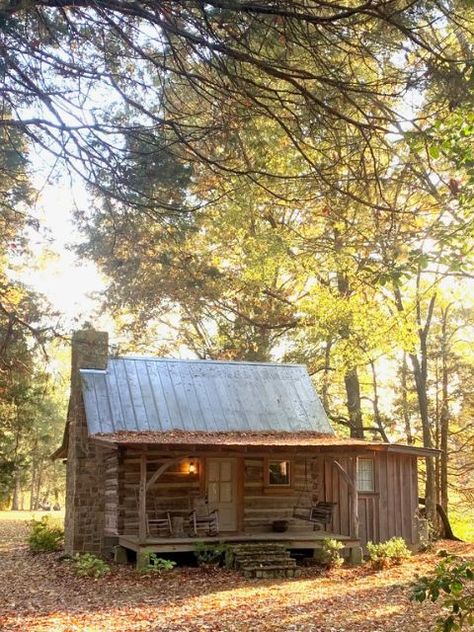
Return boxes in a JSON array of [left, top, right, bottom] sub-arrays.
[[332, 457, 359, 539], [350, 456, 359, 540], [332, 457, 362, 564], [349, 457, 363, 564], [138, 453, 147, 544]]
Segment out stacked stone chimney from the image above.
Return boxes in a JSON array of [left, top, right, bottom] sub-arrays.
[[64, 329, 109, 555]]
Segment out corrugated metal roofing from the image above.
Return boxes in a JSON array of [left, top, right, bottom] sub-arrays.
[[80, 357, 335, 436]]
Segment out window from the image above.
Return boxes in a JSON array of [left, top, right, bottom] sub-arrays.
[[267, 460, 291, 486], [357, 458, 375, 492]]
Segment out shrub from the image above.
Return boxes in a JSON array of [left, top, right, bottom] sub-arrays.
[[28, 516, 64, 553], [411, 551, 474, 631], [316, 538, 344, 570], [193, 541, 226, 566], [367, 537, 411, 569], [138, 552, 176, 575], [72, 553, 110, 578]]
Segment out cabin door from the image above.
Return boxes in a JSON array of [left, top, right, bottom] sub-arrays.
[[206, 458, 238, 531]]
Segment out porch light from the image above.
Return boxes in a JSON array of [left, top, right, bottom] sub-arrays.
[[188, 461, 197, 475]]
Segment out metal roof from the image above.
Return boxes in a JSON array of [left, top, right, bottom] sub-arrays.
[[80, 357, 335, 436]]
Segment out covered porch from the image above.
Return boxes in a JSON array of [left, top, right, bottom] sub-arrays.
[[95, 434, 369, 566]]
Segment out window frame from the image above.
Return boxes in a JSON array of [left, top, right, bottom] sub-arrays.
[[357, 457, 376, 493], [264, 458, 292, 489]]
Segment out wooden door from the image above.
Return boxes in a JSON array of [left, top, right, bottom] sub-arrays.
[[206, 458, 238, 531]]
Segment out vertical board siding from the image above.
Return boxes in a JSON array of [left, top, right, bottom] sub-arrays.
[[358, 496, 378, 544], [319, 453, 419, 546], [322, 456, 352, 537], [373, 452, 419, 546]]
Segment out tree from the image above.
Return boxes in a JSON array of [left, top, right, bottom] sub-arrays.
[[1, 0, 473, 212]]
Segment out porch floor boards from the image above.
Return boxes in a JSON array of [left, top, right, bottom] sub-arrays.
[[119, 530, 360, 554]]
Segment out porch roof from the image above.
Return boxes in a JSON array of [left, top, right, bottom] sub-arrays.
[[91, 429, 440, 457]]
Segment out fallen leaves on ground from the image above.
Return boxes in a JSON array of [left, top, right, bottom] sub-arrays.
[[0, 514, 472, 632]]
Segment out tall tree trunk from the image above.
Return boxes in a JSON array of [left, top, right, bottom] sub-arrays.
[[11, 470, 21, 510], [370, 361, 389, 442], [344, 368, 364, 438], [35, 461, 43, 510], [393, 283, 437, 526], [30, 463, 36, 511], [335, 228, 364, 439], [439, 307, 451, 515], [434, 358, 441, 506], [401, 353, 413, 444], [321, 338, 333, 412], [409, 351, 437, 527]]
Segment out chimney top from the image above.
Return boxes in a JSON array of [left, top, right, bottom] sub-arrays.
[[71, 329, 109, 371]]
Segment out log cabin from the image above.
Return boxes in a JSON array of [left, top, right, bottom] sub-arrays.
[[54, 330, 438, 565]]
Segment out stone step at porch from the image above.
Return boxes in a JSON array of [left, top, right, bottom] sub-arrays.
[[230, 543, 288, 557], [242, 565, 301, 579], [234, 553, 293, 565], [228, 543, 301, 579]]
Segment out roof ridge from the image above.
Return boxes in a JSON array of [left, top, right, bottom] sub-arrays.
[[107, 356, 307, 368]]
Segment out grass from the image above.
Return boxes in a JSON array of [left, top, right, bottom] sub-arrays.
[[0, 511, 64, 551], [0, 510, 64, 525], [450, 512, 474, 543]]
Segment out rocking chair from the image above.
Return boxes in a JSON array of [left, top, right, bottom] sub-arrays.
[[146, 510, 172, 537], [188, 496, 219, 536], [144, 496, 172, 537]]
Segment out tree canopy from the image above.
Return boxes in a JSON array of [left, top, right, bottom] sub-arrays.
[[0, 0, 473, 526]]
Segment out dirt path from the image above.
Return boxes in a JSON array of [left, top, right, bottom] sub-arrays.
[[0, 513, 472, 632]]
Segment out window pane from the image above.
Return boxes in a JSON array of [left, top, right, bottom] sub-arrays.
[[268, 460, 290, 486], [358, 459, 375, 492]]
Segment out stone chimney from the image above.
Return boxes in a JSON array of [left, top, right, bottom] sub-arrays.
[[64, 330, 109, 554]]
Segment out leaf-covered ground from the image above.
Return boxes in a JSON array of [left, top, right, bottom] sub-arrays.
[[1, 512, 473, 632]]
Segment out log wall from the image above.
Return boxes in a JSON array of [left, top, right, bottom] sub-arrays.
[[120, 451, 201, 535], [242, 457, 314, 533], [108, 448, 419, 546], [103, 450, 120, 536]]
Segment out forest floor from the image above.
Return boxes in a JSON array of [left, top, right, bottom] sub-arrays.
[[0, 512, 473, 632]]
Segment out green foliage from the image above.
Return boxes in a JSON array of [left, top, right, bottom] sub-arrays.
[[411, 552, 474, 631], [366, 537, 411, 570], [72, 553, 110, 579], [28, 516, 64, 552], [193, 542, 227, 566], [138, 552, 176, 575], [316, 538, 345, 570]]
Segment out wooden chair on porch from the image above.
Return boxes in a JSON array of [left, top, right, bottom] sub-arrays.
[[188, 496, 219, 536], [146, 511, 172, 537], [293, 501, 337, 531], [140, 494, 172, 537]]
